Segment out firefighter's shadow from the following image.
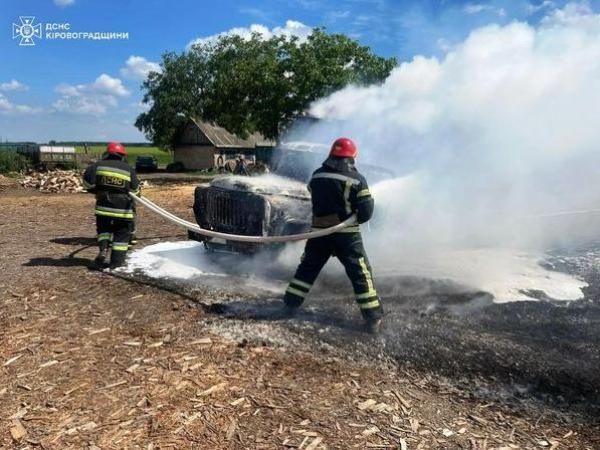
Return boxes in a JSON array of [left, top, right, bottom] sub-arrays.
[[206, 300, 365, 333], [51, 237, 97, 246], [23, 257, 96, 268]]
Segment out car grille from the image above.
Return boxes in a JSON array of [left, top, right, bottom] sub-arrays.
[[196, 188, 267, 236]]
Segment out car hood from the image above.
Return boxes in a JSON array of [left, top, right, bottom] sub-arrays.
[[210, 174, 310, 199]]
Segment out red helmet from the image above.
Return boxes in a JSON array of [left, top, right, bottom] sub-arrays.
[[330, 137, 358, 158], [106, 141, 126, 156]]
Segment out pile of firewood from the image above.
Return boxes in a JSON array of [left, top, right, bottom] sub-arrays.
[[19, 170, 84, 193], [0, 174, 21, 191]]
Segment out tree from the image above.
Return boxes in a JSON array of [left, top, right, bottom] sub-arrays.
[[135, 28, 397, 148]]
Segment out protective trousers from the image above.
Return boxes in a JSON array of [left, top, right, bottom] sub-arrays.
[[96, 215, 132, 266], [283, 232, 383, 322]]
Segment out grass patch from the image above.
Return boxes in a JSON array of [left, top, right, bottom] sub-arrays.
[[0, 150, 31, 173], [76, 146, 172, 166]]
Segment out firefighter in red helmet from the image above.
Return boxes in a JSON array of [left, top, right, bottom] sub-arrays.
[[82, 142, 140, 268], [282, 137, 384, 333]]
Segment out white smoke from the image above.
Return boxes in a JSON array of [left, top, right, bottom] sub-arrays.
[[306, 3, 600, 251], [126, 4, 600, 303]]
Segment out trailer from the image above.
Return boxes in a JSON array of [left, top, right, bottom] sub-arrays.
[[17, 145, 77, 169]]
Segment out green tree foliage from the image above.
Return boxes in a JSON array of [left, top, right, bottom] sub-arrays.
[[135, 29, 397, 148]]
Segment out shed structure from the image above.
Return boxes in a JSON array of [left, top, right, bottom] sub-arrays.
[[173, 118, 275, 170]]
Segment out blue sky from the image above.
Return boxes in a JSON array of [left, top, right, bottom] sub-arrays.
[[0, 0, 598, 142]]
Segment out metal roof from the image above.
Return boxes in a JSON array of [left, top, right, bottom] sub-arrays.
[[190, 118, 275, 149]]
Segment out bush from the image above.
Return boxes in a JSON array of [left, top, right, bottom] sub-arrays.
[[166, 161, 184, 172], [0, 150, 31, 173]]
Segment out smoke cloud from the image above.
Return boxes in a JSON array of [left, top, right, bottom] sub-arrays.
[[265, 3, 600, 301], [122, 4, 599, 302], [303, 3, 600, 253]]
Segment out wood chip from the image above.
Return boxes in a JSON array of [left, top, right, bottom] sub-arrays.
[[305, 436, 323, 450], [189, 362, 202, 371], [230, 397, 246, 406], [400, 438, 408, 450], [226, 419, 238, 441], [100, 380, 127, 390], [361, 426, 380, 437], [4, 354, 23, 367], [88, 327, 110, 336], [301, 431, 319, 437], [39, 360, 59, 368], [190, 338, 212, 345], [64, 383, 87, 396], [147, 341, 163, 348], [79, 421, 97, 432], [357, 399, 377, 410], [468, 414, 488, 425], [123, 341, 142, 347], [10, 419, 27, 441], [126, 364, 140, 373], [10, 408, 28, 420], [175, 380, 189, 391], [392, 390, 412, 409], [409, 418, 419, 432], [198, 382, 227, 397]]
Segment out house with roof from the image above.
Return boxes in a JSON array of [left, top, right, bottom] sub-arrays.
[[173, 118, 275, 170]]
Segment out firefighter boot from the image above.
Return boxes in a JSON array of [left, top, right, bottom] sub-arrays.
[[282, 284, 307, 319], [109, 249, 127, 268], [281, 303, 299, 319], [94, 241, 110, 266], [363, 318, 383, 335], [129, 234, 138, 248]]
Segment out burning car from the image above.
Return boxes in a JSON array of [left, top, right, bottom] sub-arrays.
[[189, 142, 393, 253]]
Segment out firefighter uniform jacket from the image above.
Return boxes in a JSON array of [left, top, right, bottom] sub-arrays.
[[283, 156, 383, 322], [309, 157, 374, 230], [82, 155, 140, 220]]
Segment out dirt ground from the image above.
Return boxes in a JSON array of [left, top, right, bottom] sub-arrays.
[[1, 184, 599, 449]]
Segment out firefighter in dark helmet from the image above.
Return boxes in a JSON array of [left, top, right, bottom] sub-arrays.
[[282, 137, 384, 333], [82, 142, 140, 268]]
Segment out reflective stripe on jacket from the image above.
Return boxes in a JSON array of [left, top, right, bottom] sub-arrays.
[[83, 155, 139, 220], [308, 157, 374, 231]]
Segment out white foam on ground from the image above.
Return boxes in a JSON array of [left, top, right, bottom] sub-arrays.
[[122, 241, 587, 303], [121, 241, 228, 279], [373, 247, 587, 303]]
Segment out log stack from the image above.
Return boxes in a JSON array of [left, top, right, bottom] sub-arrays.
[[19, 170, 84, 193], [0, 174, 21, 191]]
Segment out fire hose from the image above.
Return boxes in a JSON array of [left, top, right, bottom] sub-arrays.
[[130, 193, 600, 244], [130, 193, 357, 243]]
